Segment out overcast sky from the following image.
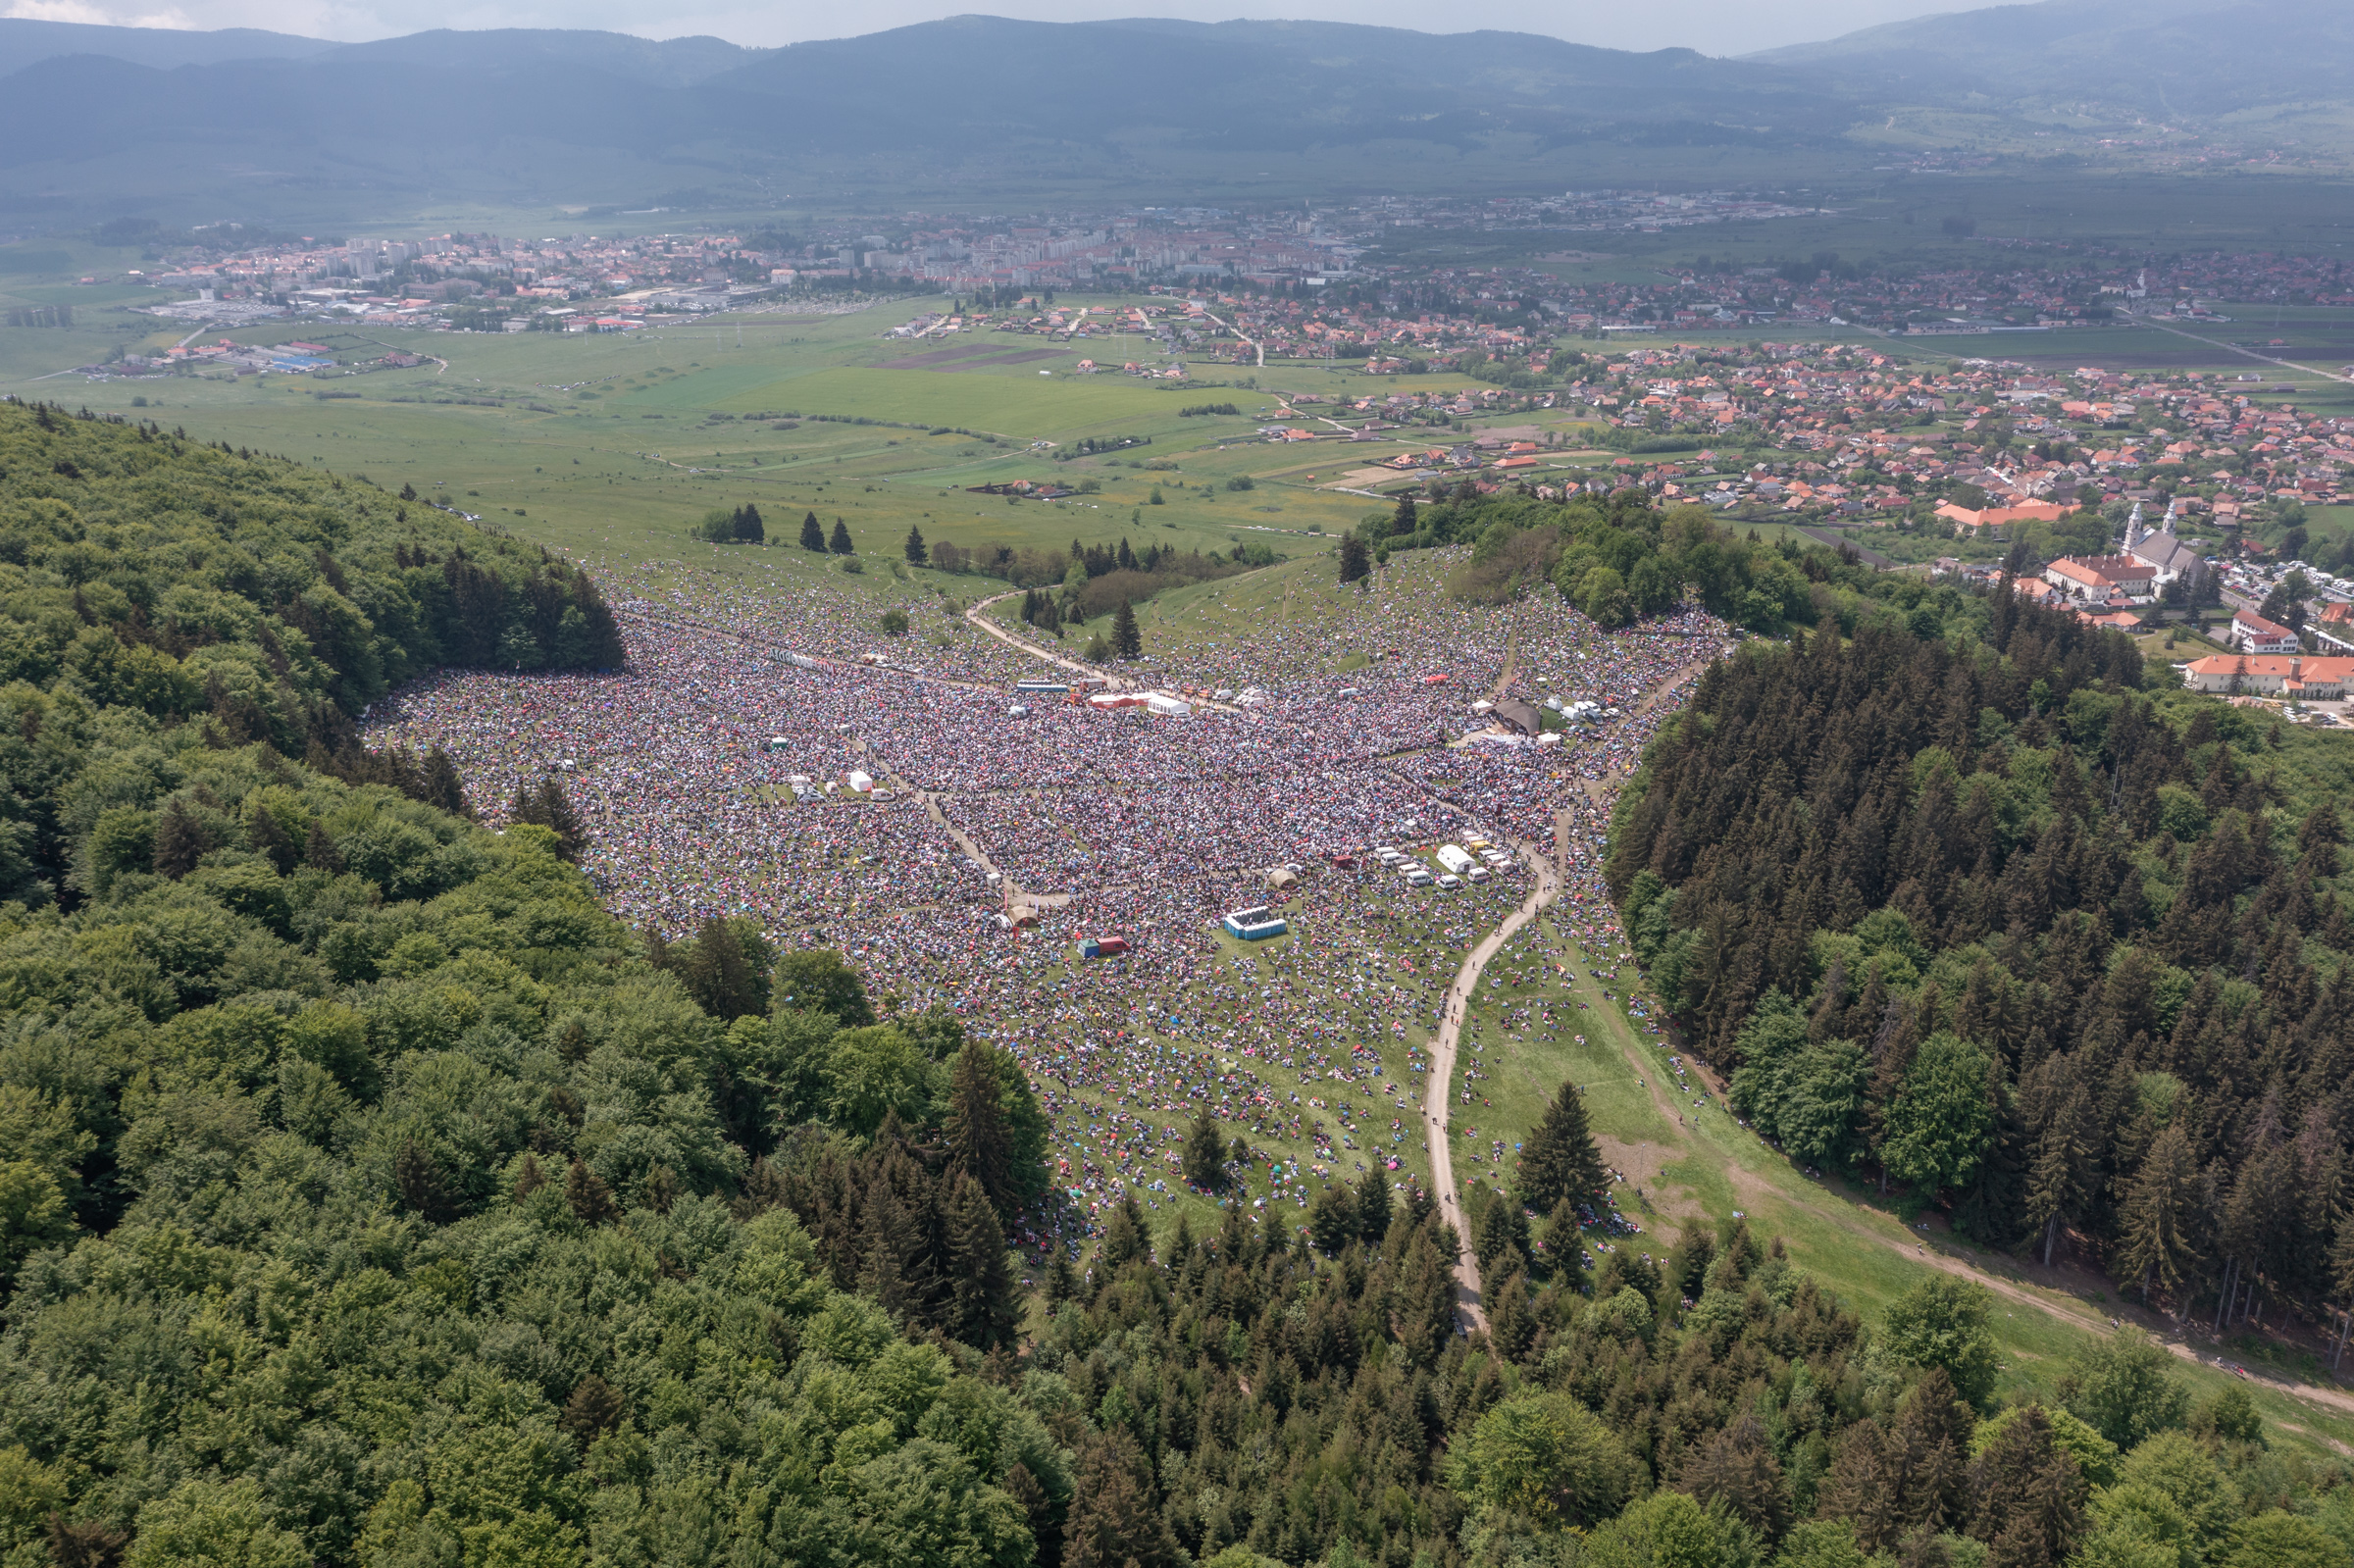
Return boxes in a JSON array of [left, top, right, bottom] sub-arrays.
[[2, 0, 1978, 58]]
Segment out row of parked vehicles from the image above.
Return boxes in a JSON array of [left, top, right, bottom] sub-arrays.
[[1370, 834, 1513, 891]]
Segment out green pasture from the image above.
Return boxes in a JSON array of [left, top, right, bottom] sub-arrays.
[[713, 366, 1199, 436], [0, 298, 1421, 571], [56, 365, 1428, 570]]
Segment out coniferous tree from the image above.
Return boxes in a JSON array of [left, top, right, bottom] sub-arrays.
[[528, 777, 586, 862], [1355, 1163, 1392, 1241], [734, 503, 764, 543], [1002, 1462, 1061, 1568], [943, 1172, 1019, 1349], [830, 519, 853, 554], [305, 820, 344, 874], [1472, 1190, 1530, 1276], [2115, 1122, 2204, 1303], [393, 1138, 454, 1222], [151, 799, 206, 879], [560, 1375, 625, 1442], [1111, 598, 1142, 661], [245, 802, 295, 875], [1542, 1196, 1587, 1282], [1679, 1413, 1790, 1543], [1044, 1246, 1079, 1308], [904, 524, 928, 565], [1817, 1423, 1904, 1553], [1183, 1107, 1229, 1191], [1487, 1267, 1535, 1362], [1310, 1185, 1357, 1255], [1392, 491, 1417, 536], [1340, 533, 1371, 582], [44, 1516, 127, 1568], [945, 1039, 1012, 1209], [800, 510, 826, 550], [1398, 1220, 1459, 1368], [1966, 1406, 2086, 1568], [2020, 1057, 2098, 1267], [1519, 1079, 1606, 1213], [566, 1158, 619, 1225], [1066, 1431, 1183, 1568], [1888, 1369, 1974, 1537], [682, 914, 771, 1020], [421, 745, 469, 818], [1099, 1192, 1147, 1271]]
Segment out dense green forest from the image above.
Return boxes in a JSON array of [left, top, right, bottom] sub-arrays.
[[1, 403, 2351, 1568], [1608, 580, 2354, 1339]]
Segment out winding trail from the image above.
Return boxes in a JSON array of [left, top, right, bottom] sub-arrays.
[[1420, 834, 1562, 1333], [1591, 1002, 2354, 1421], [965, 591, 1128, 688]]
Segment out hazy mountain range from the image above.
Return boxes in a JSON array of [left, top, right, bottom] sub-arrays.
[[0, 0, 2340, 226]]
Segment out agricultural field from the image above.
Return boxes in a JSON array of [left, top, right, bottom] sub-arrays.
[[0, 293, 1558, 573]]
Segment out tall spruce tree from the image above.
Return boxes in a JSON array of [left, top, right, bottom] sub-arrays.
[[1519, 1079, 1607, 1212], [1111, 598, 1142, 661], [945, 1039, 1012, 1210], [1066, 1431, 1184, 1568], [1354, 1163, 1392, 1241], [2115, 1122, 2204, 1303], [829, 519, 853, 554], [512, 777, 586, 862], [1183, 1107, 1228, 1191], [151, 799, 206, 879], [943, 1173, 1019, 1349], [421, 745, 469, 818], [800, 510, 826, 550], [904, 524, 928, 565]]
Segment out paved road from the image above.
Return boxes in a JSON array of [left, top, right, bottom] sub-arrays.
[[1196, 305, 1264, 369], [1418, 833, 1562, 1335], [2123, 310, 2353, 386]]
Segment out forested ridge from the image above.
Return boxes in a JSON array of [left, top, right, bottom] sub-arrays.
[[1356, 485, 1936, 636], [1608, 572, 2354, 1334], [2, 402, 2352, 1568]]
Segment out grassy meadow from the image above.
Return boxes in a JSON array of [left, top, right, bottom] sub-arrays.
[[0, 294, 1519, 578]]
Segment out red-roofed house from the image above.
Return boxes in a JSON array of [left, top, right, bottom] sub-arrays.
[[2180, 654, 2354, 698], [2228, 611, 2300, 656], [2043, 554, 2157, 603], [2315, 600, 2354, 657], [1936, 498, 2075, 532]]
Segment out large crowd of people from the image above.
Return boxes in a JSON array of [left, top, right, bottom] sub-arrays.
[[363, 552, 1725, 1236]]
